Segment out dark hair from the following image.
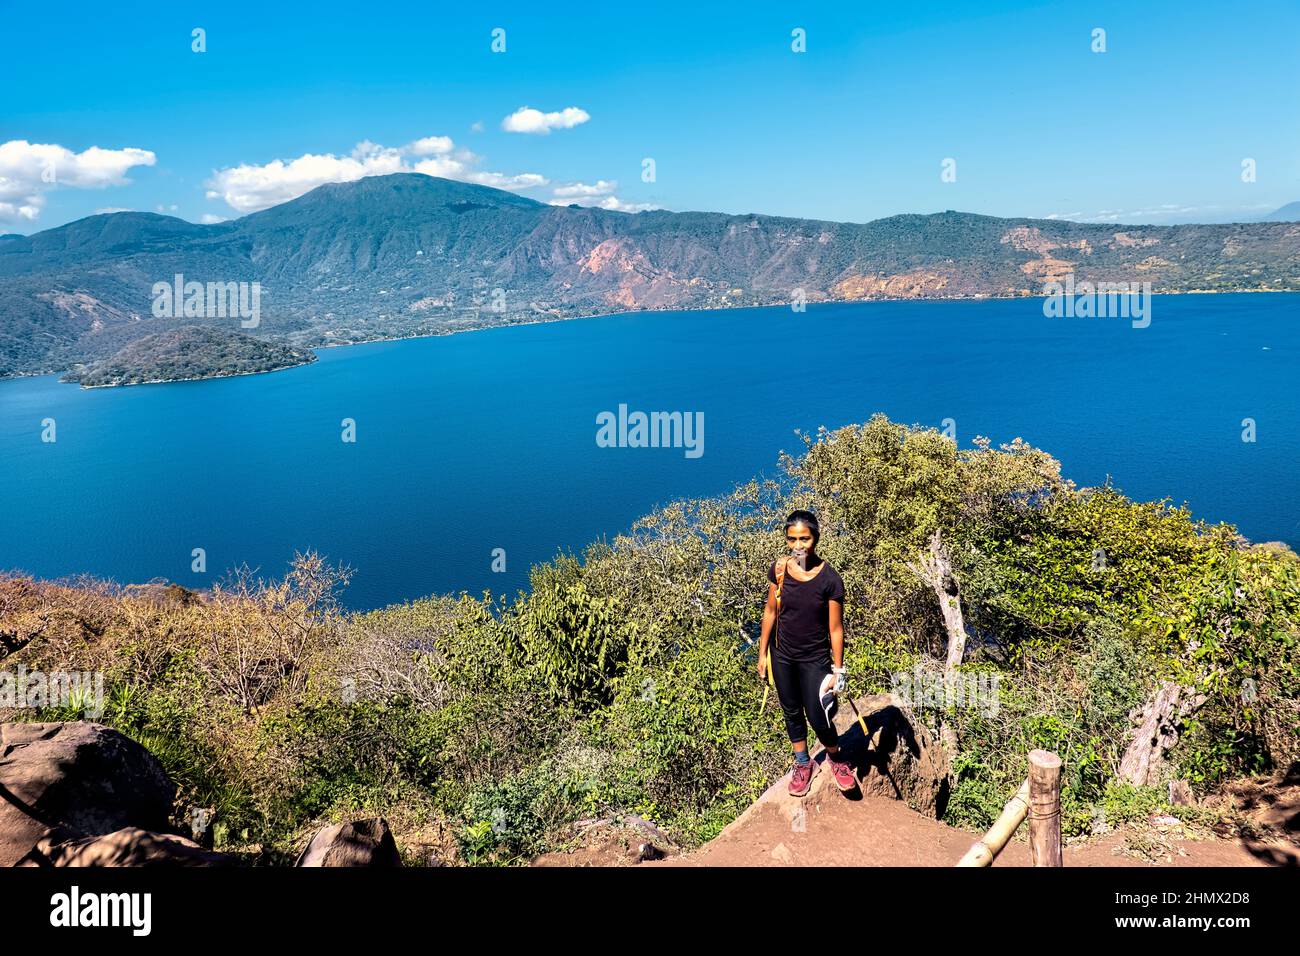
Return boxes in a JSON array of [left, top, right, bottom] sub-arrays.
[[783, 509, 820, 547]]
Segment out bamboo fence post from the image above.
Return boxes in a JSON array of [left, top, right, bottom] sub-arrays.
[[955, 778, 1029, 867], [1028, 749, 1062, 867]]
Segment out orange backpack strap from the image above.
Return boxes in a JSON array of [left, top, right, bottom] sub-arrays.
[[772, 558, 789, 651]]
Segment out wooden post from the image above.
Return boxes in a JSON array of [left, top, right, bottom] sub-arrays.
[[955, 778, 1029, 867], [1028, 749, 1062, 867], [955, 749, 1063, 867]]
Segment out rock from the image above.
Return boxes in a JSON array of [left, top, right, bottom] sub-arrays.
[[573, 812, 676, 847], [530, 814, 678, 867], [1168, 779, 1196, 806], [188, 806, 215, 847], [17, 827, 235, 867], [825, 693, 952, 818], [0, 721, 176, 866], [295, 818, 402, 867]]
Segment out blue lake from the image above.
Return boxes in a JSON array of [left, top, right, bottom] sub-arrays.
[[2, 294, 1297, 610]]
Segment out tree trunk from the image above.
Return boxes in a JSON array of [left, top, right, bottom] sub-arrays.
[[907, 529, 977, 762], [908, 529, 971, 673], [1117, 680, 1208, 786]]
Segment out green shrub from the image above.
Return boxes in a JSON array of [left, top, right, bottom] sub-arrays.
[[507, 556, 638, 710], [590, 622, 785, 842]]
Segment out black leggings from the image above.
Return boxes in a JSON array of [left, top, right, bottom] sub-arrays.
[[771, 652, 839, 749]]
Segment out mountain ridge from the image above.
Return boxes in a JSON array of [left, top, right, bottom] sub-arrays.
[[1262, 201, 1300, 222], [2, 173, 1298, 378]]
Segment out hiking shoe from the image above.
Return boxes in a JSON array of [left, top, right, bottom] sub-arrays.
[[789, 759, 816, 797], [827, 753, 858, 792]]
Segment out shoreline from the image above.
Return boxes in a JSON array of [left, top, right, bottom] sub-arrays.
[[5, 286, 1298, 389]]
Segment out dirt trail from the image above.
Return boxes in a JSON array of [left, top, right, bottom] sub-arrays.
[[535, 699, 1299, 868], [651, 753, 1297, 868]]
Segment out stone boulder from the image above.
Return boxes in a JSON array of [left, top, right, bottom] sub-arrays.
[[0, 721, 176, 866], [295, 818, 402, 867], [17, 827, 235, 867], [823, 692, 952, 817]]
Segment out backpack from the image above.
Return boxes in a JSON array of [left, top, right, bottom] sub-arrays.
[[761, 558, 790, 707]]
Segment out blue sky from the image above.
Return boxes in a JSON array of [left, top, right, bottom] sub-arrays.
[[3, 0, 1297, 233]]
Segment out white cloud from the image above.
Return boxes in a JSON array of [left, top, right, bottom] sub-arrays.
[[0, 140, 156, 222], [501, 106, 590, 135], [467, 170, 549, 190], [206, 135, 550, 214], [548, 180, 658, 212], [95, 206, 132, 215], [548, 189, 659, 213], [0, 204, 40, 221], [593, 197, 658, 213], [1042, 202, 1278, 225], [406, 136, 454, 156], [552, 180, 617, 198], [200, 213, 228, 224], [209, 148, 404, 213]]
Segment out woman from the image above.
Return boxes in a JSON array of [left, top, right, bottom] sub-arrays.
[[758, 509, 857, 796]]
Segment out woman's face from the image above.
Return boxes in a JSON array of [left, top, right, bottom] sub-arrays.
[[785, 523, 816, 556]]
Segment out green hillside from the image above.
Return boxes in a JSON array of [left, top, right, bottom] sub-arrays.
[[3, 174, 1299, 378], [60, 325, 316, 387]]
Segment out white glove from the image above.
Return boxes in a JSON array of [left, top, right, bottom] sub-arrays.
[[833, 666, 847, 694]]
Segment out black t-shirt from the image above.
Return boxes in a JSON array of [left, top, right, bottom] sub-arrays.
[[767, 559, 845, 662]]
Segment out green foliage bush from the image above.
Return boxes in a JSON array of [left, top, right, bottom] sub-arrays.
[[508, 557, 638, 710], [3, 416, 1296, 863]]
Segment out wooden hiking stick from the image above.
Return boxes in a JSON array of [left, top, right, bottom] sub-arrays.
[[843, 693, 882, 753]]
